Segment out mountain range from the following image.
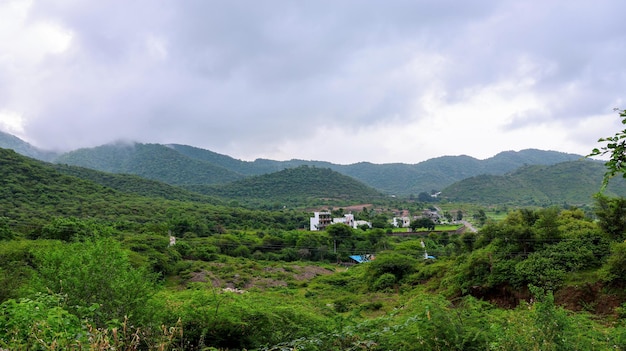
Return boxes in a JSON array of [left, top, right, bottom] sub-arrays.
[[441, 160, 626, 206], [1, 130, 587, 197]]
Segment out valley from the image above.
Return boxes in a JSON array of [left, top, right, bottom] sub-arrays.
[[1, 133, 626, 350]]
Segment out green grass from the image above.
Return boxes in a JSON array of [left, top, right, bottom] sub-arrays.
[[413, 224, 462, 232]]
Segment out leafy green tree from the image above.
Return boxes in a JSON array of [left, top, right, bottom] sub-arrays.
[[371, 213, 390, 228], [514, 254, 564, 290], [33, 238, 157, 326], [411, 217, 435, 231], [418, 192, 433, 202], [325, 223, 354, 254], [534, 207, 561, 246], [594, 193, 626, 241], [600, 241, 626, 286], [456, 210, 463, 221], [473, 209, 487, 226], [499, 209, 539, 256], [587, 108, 626, 189]]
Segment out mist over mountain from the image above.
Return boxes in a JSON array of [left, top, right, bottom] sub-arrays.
[[0, 131, 59, 162]]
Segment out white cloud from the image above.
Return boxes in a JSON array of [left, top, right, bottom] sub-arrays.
[[1, 1, 625, 164], [0, 110, 26, 136], [0, 0, 72, 66]]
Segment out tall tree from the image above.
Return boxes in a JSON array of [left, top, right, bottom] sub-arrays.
[[594, 193, 626, 241]]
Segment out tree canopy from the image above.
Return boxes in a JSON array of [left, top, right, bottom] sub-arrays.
[[588, 108, 626, 189]]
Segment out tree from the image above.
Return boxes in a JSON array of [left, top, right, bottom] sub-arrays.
[[534, 207, 561, 246], [33, 238, 157, 326], [600, 241, 626, 285], [418, 192, 433, 203], [367, 213, 387, 229], [473, 209, 487, 226], [325, 223, 354, 254], [588, 108, 626, 189], [411, 217, 435, 231], [594, 193, 626, 241], [456, 210, 463, 221], [366, 253, 417, 291]]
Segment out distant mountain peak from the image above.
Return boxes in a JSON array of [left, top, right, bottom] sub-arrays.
[[0, 130, 586, 196], [0, 130, 58, 161]]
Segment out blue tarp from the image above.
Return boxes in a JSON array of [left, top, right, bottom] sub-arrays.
[[349, 255, 373, 263]]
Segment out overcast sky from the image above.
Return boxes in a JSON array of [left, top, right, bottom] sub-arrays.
[[1, 1, 625, 164]]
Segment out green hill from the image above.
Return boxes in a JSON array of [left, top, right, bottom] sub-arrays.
[[51, 163, 219, 203], [0, 147, 135, 222], [441, 159, 626, 206], [0, 130, 58, 161], [187, 165, 384, 204], [0, 147, 309, 232], [168, 144, 582, 195], [54, 142, 244, 185], [0, 131, 586, 195]]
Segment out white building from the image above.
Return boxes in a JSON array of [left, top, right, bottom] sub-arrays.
[[311, 212, 371, 230], [393, 216, 411, 228], [310, 211, 332, 231], [333, 213, 355, 227]]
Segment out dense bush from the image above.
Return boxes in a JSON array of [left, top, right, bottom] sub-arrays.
[[366, 253, 418, 291], [32, 238, 157, 326]]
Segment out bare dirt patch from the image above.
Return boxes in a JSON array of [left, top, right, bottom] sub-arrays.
[[186, 263, 335, 291], [554, 282, 624, 316], [292, 265, 335, 280]]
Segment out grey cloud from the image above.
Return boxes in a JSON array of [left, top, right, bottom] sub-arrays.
[[5, 1, 626, 161]]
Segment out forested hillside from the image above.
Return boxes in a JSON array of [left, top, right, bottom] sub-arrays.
[[52, 163, 219, 203], [186, 165, 384, 207], [0, 132, 584, 196], [441, 159, 626, 206], [2, 146, 626, 349], [0, 130, 58, 161], [55, 142, 245, 185], [0, 148, 309, 232], [170, 144, 583, 195]]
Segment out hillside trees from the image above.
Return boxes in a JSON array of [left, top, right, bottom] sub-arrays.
[[0, 217, 13, 240], [451, 207, 610, 294]]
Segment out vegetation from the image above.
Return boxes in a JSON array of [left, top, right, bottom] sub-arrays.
[[55, 142, 245, 185], [6, 130, 582, 196], [588, 108, 626, 189], [187, 166, 385, 208], [441, 159, 626, 206], [1, 130, 626, 350]]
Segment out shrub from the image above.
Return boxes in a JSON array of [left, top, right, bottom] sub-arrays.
[[366, 253, 417, 290], [32, 238, 157, 326], [0, 293, 82, 350], [372, 272, 397, 292], [514, 254, 565, 291], [600, 241, 626, 285]]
